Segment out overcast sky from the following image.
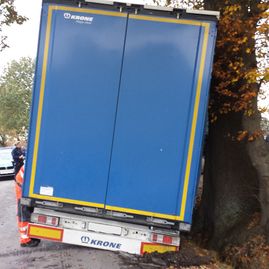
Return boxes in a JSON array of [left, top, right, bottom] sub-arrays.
[[0, 0, 42, 74]]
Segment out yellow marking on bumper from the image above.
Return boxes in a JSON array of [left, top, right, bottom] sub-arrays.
[[28, 225, 63, 241], [141, 243, 177, 254]]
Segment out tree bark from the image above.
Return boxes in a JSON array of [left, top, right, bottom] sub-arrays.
[[197, 112, 260, 249], [242, 100, 269, 242], [195, 0, 269, 249]]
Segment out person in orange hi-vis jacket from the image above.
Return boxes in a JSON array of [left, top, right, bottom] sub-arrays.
[[15, 166, 40, 247]]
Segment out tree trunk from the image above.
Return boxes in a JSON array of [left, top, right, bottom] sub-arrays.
[[196, 0, 269, 250], [242, 100, 269, 242], [197, 112, 260, 249]]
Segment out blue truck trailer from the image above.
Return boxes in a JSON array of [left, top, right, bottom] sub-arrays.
[[21, 0, 219, 254]]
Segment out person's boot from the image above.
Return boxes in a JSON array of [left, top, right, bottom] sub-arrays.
[[20, 239, 40, 247]]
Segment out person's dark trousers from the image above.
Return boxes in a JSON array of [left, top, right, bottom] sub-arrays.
[[14, 163, 23, 179]]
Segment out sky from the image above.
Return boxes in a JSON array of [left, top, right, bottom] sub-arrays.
[[0, 0, 42, 74]]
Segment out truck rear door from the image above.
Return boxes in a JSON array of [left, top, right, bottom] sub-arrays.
[[23, 5, 127, 208], [24, 2, 217, 224], [105, 14, 215, 222]]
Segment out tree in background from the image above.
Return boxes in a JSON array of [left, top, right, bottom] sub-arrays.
[[199, 0, 269, 248], [0, 0, 28, 145], [157, 0, 269, 266], [0, 0, 27, 51], [0, 57, 34, 145]]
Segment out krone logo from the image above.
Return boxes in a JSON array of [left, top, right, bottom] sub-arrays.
[[63, 12, 93, 24], [64, 13, 71, 19], [81, 236, 90, 244]]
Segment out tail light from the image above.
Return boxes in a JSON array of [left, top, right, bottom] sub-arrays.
[[34, 214, 59, 227], [150, 233, 179, 246]]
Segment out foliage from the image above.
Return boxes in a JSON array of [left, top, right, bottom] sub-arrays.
[[0, 57, 34, 141], [152, 0, 203, 9], [0, 0, 27, 51], [208, 1, 269, 140]]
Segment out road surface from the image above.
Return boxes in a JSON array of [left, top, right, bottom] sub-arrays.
[[0, 179, 156, 269]]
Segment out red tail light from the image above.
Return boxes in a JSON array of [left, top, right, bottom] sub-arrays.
[[38, 215, 47, 223], [151, 233, 179, 246], [51, 217, 58, 226], [152, 233, 158, 242], [36, 214, 59, 226], [163, 235, 173, 244]]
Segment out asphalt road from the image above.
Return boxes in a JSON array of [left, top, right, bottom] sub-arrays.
[[0, 179, 145, 269]]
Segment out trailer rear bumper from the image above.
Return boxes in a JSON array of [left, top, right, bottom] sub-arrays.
[[28, 208, 180, 255], [28, 223, 177, 254]]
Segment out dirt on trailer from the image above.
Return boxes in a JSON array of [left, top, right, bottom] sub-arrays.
[[119, 237, 231, 269]]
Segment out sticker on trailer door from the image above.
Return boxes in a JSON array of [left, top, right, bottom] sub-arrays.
[[39, 186, 54, 196]]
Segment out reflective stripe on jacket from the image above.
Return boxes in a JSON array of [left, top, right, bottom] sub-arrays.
[[15, 166, 24, 199]]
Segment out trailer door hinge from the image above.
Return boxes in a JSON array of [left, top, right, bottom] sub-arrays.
[[106, 211, 134, 219], [35, 200, 63, 208], [146, 217, 175, 226], [74, 206, 101, 214]]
